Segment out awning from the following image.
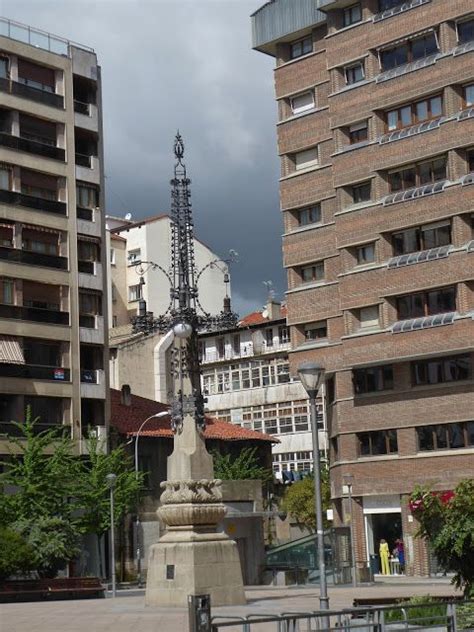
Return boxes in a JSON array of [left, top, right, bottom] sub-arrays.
[[0, 336, 25, 364], [22, 224, 60, 235], [378, 28, 435, 51], [77, 234, 101, 244]]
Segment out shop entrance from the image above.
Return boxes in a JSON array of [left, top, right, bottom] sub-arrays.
[[365, 512, 402, 573]]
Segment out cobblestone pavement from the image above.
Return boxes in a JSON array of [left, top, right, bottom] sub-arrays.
[[0, 578, 460, 632]]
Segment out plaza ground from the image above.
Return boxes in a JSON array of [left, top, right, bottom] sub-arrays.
[[0, 577, 460, 632]]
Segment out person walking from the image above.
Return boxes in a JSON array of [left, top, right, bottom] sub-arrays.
[[379, 539, 390, 575]]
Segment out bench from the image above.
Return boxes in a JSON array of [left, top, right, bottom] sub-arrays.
[[0, 577, 105, 602]]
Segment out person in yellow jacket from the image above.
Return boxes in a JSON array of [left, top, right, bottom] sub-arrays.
[[379, 539, 390, 575]]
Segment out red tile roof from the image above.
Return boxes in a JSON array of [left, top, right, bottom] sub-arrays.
[[238, 303, 287, 327], [110, 389, 277, 443]]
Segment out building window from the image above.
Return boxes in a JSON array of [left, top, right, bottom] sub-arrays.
[[290, 36, 312, 59], [278, 325, 290, 343], [397, 286, 456, 320], [1, 278, 14, 304], [348, 121, 368, 144], [202, 359, 290, 395], [358, 305, 379, 329], [77, 183, 98, 209], [304, 321, 327, 341], [380, 32, 438, 71], [294, 147, 319, 171], [127, 249, 141, 265], [216, 337, 225, 359], [112, 315, 118, 327], [297, 204, 321, 226], [353, 365, 394, 394], [109, 248, 116, 265], [392, 221, 451, 256], [411, 354, 471, 386], [356, 243, 375, 265], [344, 61, 365, 85], [343, 3, 362, 27], [351, 181, 371, 204], [468, 149, 474, 173], [417, 421, 474, 452], [389, 156, 447, 192], [379, 0, 404, 9], [21, 169, 57, 200], [0, 166, 11, 190], [232, 334, 240, 355], [265, 328, 274, 347], [465, 84, 474, 107], [457, 18, 474, 44], [301, 261, 324, 283], [17, 58, 55, 93], [128, 284, 142, 302], [386, 95, 443, 131], [358, 430, 398, 456], [290, 91, 315, 115]]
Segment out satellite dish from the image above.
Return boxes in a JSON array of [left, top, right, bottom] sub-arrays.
[[125, 213, 132, 221]]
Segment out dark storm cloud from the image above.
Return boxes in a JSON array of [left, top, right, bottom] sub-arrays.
[[3, 0, 284, 315]]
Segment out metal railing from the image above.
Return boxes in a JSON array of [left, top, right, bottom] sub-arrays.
[[75, 153, 93, 168], [0, 16, 94, 55], [210, 600, 469, 631], [0, 246, 68, 270], [0, 363, 70, 381], [0, 76, 64, 109], [0, 188, 66, 215], [77, 206, 94, 221], [0, 132, 65, 161], [0, 303, 69, 325]]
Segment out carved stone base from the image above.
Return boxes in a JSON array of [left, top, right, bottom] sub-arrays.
[[145, 536, 246, 607]]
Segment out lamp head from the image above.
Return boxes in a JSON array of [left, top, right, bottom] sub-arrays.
[[297, 361, 325, 398], [105, 473, 117, 489], [173, 321, 193, 339]]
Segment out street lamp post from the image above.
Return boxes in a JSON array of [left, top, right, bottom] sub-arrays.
[[297, 362, 329, 617], [105, 473, 117, 598], [133, 411, 169, 587], [343, 474, 357, 587]]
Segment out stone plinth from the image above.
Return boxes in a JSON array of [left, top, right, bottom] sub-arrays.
[[145, 476, 246, 607]]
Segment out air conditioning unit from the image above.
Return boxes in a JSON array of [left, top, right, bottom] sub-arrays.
[[90, 425, 107, 441]]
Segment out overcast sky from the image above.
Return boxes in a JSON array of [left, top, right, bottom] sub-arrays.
[[3, 0, 283, 316]]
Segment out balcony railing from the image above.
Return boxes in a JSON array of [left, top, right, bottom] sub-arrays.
[[0, 188, 67, 215], [201, 341, 291, 364], [79, 314, 96, 328], [0, 303, 69, 325], [0, 132, 65, 161], [0, 76, 64, 109], [77, 206, 93, 221], [81, 369, 100, 383], [0, 246, 68, 270], [74, 100, 90, 115], [75, 153, 92, 168], [78, 260, 95, 274], [0, 420, 69, 437], [0, 363, 70, 381]]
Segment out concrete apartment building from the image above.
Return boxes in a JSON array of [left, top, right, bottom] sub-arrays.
[[106, 213, 230, 328], [252, 0, 474, 576], [0, 18, 109, 450], [200, 297, 327, 475]]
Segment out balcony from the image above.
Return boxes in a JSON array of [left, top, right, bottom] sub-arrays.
[[0, 76, 64, 109], [201, 341, 291, 364], [74, 100, 90, 115], [77, 206, 93, 221], [0, 246, 68, 270], [0, 132, 65, 161], [79, 315, 104, 344], [0, 362, 70, 381], [0, 188, 67, 215], [75, 153, 92, 168], [79, 314, 96, 328], [80, 368, 105, 399], [0, 303, 69, 325], [78, 260, 95, 274]]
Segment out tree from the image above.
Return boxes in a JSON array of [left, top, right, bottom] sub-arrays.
[[280, 468, 331, 532], [212, 447, 272, 482], [0, 411, 82, 575], [409, 479, 474, 597], [0, 527, 34, 580]]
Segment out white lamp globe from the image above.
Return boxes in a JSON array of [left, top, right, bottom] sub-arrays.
[[173, 321, 193, 339]]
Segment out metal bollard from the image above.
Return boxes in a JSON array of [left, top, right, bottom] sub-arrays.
[[188, 594, 211, 632]]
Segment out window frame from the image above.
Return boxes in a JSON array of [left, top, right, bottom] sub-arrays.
[[388, 156, 447, 192], [353, 365, 394, 395], [290, 91, 315, 115], [128, 284, 142, 303], [391, 220, 451, 256], [456, 17, 474, 44], [297, 204, 321, 227], [304, 321, 328, 341], [358, 429, 398, 456], [344, 61, 365, 85], [358, 305, 380, 329], [411, 354, 471, 387], [396, 286, 456, 320], [293, 146, 319, 171], [348, 121, 368, 144], [300, 261, 324, 284], [351, 181, 372, 204], [289, 36, 313, 60], [417, 421, 474, 452], [386, 94, 443, 132], [356, 243, 376, 265], [464, 83, 474, 108], [343, 3, 362, 27], [380, 31, 438, 71]]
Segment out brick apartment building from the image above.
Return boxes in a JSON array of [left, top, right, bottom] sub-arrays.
[[0, 18, 109, 452], [252, 0, 474, 576]]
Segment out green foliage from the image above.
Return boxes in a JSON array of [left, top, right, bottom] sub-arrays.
[[212, 447, 272, 482], [14, 516, 80, 578], [457, 601, 474, 630], [0, 527, 34, 580], [410, 479, 474, 597], [385, 596, 445, 626], [0, 412, 144, 577], [280, 468, 330, 532], [76, 433, 144, 537]]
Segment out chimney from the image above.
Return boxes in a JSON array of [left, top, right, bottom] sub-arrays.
[[121, 384, 131, 406], [266, 298, 281, 321]]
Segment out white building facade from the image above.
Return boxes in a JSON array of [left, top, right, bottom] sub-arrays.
[[106, 213, 230, 328], [200, 299, 327, 476]]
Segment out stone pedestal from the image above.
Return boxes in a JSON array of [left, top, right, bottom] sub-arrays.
[[145, 414, 246, 607]]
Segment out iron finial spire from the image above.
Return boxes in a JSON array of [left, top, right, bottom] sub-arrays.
[[174, 131, 185, 165]]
